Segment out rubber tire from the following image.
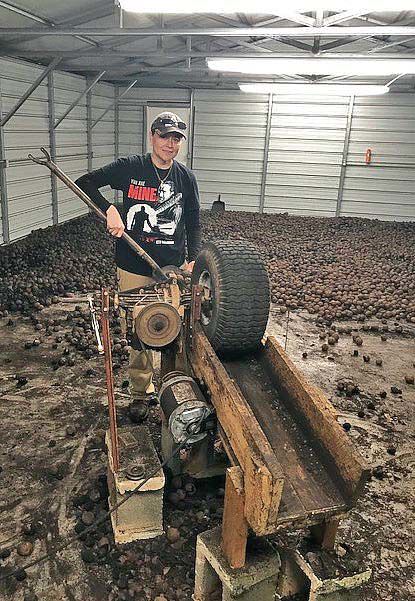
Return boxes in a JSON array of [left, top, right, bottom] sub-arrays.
[[192, 241, 270, 356]]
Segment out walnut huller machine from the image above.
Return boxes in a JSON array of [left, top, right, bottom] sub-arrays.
[[30, 149, 371, 601]]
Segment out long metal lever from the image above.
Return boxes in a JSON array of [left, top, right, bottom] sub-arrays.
[[28, 147, 169, 283]]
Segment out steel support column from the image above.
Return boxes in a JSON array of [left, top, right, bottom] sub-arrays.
[[0, 78, 10, 243], [114, 86, 120, 204], [188, 88, 195, 168], [336, 95, 355, 218], [48, 71, 58, 225], [87, 79, 93, 172], [142, 104, 147, 154], [259, 93, 273, 214], [114, 86, 120, 161], [91, 80, 137, 129], [54, 71, 106, 129], [0, 57, 61, 128]]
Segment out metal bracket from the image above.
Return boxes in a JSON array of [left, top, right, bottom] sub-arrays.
[[0, 57, 61, 128], [54, 71, 106, 128], [91, 79, 137, 129]]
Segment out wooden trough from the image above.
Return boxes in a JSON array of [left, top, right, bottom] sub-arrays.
[[190, 324, 369, 569]]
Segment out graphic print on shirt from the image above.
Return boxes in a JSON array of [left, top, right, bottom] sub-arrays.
[[126, 179, 183, 245]]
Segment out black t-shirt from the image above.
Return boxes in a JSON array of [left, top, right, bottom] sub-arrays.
[[76, 154, 201, 276]]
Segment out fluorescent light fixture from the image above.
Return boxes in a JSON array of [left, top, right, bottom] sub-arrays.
[[118, 1, 415, 12], [207, 58, 415, 76], [239, 83, 390, 95]]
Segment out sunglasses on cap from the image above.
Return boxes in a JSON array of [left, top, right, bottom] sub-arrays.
[[151, 117, 187, 131]]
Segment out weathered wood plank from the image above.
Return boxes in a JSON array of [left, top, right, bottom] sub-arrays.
[[191, 326, 285, 535], [262, 336, 369, 502], [223, 356, 346, 519], [222, 467, 248, 569]]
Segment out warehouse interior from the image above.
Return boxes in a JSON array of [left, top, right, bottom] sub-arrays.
[[0, 2, 414, 601]]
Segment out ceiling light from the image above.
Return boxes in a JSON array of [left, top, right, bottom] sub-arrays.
[[207, 58, 415, 76], [118, 1, 415, 12], [239, 83, 390, 95]]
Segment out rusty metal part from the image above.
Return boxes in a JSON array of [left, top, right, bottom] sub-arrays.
[[126, 463, 145, 480], [28, 147, 168, 283], [101, 288, 119, 472], [190, 284, 203, 349], [119, 292, 192, 309], [134, 302, 181, 348]]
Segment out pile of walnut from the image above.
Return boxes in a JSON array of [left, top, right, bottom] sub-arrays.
[[202, 211, 415, 323]]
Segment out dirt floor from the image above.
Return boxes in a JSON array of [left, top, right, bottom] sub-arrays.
[[268, 309, 415, 601], [0, 211, 414, 601], [0, 301, 413, 601]]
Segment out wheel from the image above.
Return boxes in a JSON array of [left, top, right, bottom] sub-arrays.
[[191, 240, 270, 356]]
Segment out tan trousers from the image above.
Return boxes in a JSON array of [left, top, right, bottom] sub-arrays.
[[117, 267, 156, 396]]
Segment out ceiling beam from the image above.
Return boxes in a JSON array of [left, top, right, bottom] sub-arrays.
[[0, 5, 115, 48], [214, 35, 312, 53], [323, 11, 375, 27], [368, 36, 415, 53], [0, 1, 53, 25], [0, 2, 112, 48], [1, 26, 415, 37], [270, 12, 315, 27], [6, 50, 414, 60], [203, 14, 312, 52], [320, 35, 374, 51]]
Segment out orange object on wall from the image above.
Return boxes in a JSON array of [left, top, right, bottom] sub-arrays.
[[365, 148, 372, 164]]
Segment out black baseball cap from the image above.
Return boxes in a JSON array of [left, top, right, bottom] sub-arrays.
[[151, 112, 187, 139]]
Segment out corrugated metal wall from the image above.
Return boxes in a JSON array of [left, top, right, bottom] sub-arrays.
[[1, 57, 414, 246], [342, 94, 415, 221], [118, 88, 144, 159], [90, 81, 116, 205], [192, 90, 414, 221], [53, 71, 88, 223], [0, 58, 98, 241], [192, 89, 267, 211], [91, 82, 115, 170], [264, 94, 348, 217], [0, 58, 52, 242]]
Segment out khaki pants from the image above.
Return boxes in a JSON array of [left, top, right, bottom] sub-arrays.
[[117, 267, 155, 396]]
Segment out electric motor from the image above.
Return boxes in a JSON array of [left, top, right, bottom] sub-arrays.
[[159, 372, 214, 444]]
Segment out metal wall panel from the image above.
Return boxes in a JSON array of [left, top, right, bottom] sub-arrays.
[[264, 94, 349, 217], [118, 99, 143, 158], [341, 95, 415, 221], [53, 71, 88, 222], [192, 89, 268, 211], [2, 64, 415, 245], [92, 82, 115, 169], [0, 58, 52, 240], [0, 58, 118, 242], [90, 82, 115, 206]]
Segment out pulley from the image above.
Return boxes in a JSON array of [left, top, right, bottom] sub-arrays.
[[134, 302, 181, 348]]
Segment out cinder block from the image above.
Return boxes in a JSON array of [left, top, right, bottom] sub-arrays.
[[106, 425, 165, 544], [276, 549, 371, 601], [276, 549, 309, 598], [194, 526, 280, 601]]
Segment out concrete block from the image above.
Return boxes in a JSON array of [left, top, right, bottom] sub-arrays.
[[194, 526, 280, 601], [276, 549, 309, 598], [276, 548, 371, 601], [106, 425, 165, 544]]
